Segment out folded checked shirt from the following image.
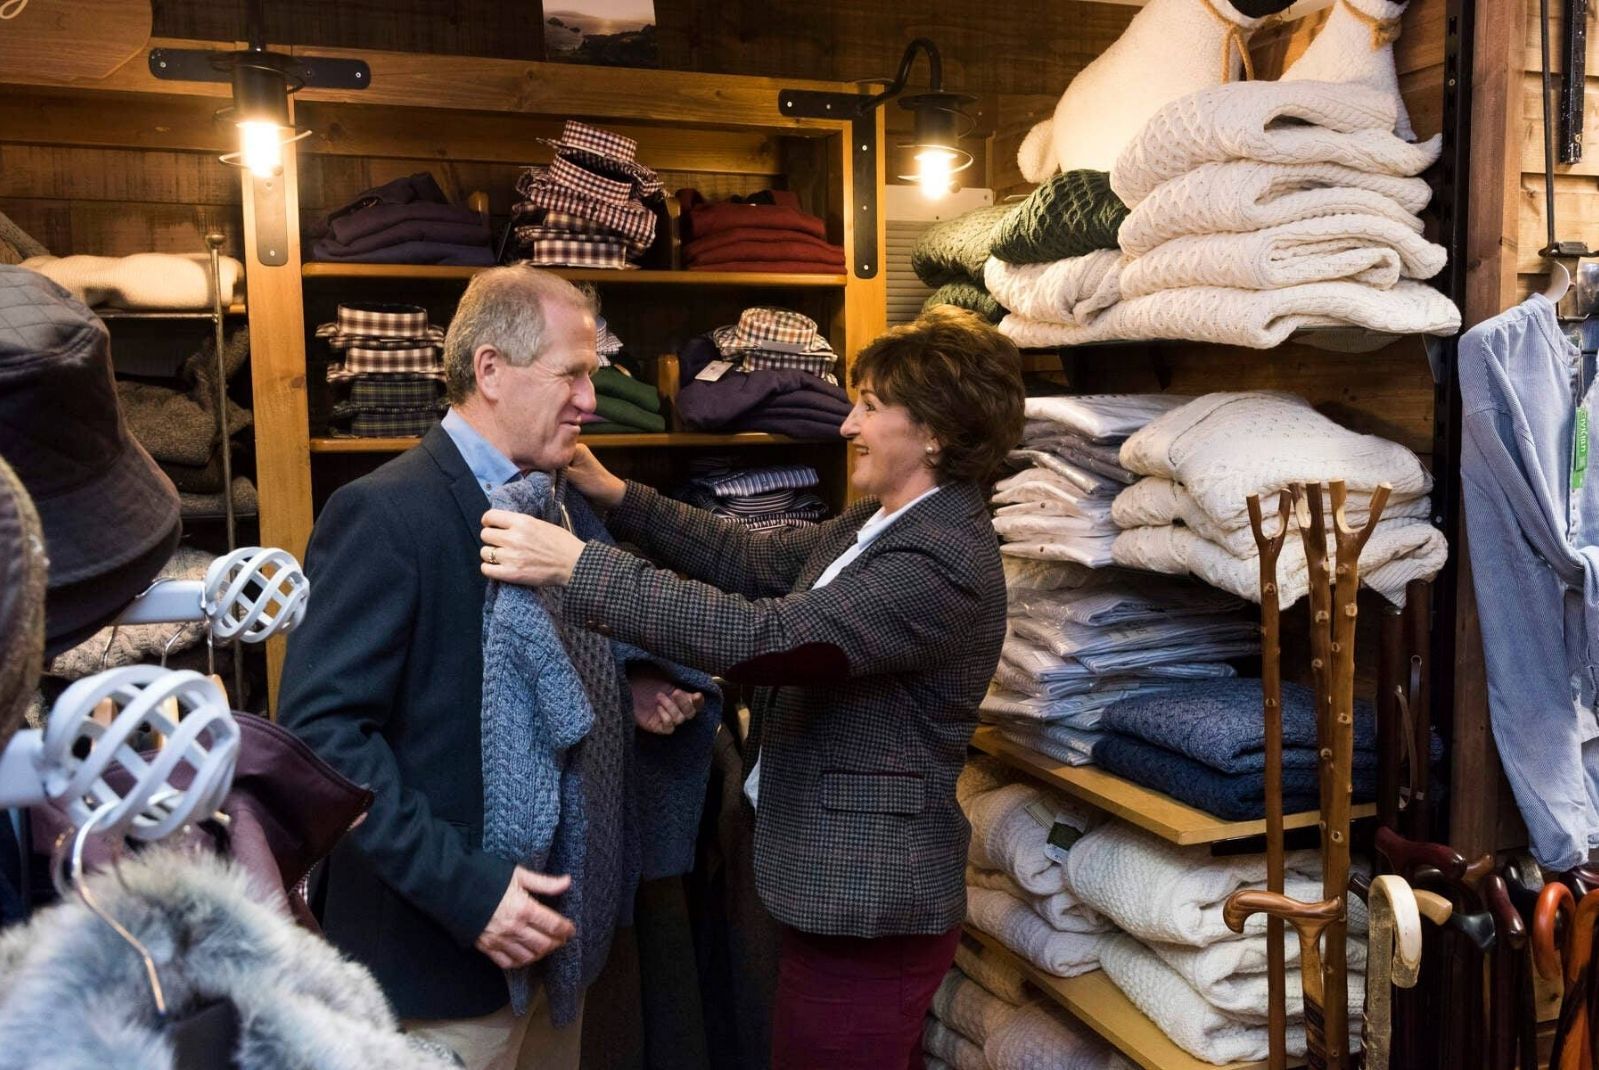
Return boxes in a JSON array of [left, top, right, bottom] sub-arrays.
[[325, 345, 445, 381], [518, 238, 636, 270], [333, 376, 444, 412], [329, 409, 442, 438], [515, 177, 657, 249], [512, 207, 651, 252], [317, 303, 444, 345], [1009, 614, 1260, 660]]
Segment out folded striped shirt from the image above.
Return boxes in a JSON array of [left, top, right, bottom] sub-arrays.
[[697, 464, 820, 498]]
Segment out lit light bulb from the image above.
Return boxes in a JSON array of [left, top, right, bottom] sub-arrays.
[[238, 121, 283, 178], [914, 147, 957, 199]]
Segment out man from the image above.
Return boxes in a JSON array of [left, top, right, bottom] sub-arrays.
[[279, 267, 707, 1070]]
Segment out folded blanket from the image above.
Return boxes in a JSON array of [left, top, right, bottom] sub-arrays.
[[1118, 213, 1448, 298], [1111, 517, 1449, 607], [1111, 80, 1444, 208], [913, 204, 1016, 287], [1119, 391, 1433, 516], [984, 253, 1123, 327], [999, 279, 1461, 350], [923, 1018, 989, 1070], [965, 783, 1099, 894], [966, 887, 1111, 977], [1151, 936, 1368, 1022], [1111, 475, 1432, 557], [984, 1002, 1133, 1070], [1023, 394, 1192, 444], [1100, 935, 1361, 1062], [1117, 160, 1432, 257], [927, 281, 1005, 323], [990, 172, 1129, 264], [967, 867, 1111, 934], [955, 935, 1031, 1005], [933, 967, 1024, 1044]]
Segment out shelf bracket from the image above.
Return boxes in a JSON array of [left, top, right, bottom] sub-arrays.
[[777, 89, 879, 280]]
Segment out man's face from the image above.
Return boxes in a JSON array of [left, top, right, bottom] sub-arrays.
[[495, 300, 598, 472]]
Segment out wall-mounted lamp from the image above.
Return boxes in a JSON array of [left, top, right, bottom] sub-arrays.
[[779, 38, 974, 279], [147, 0, 369, 265]]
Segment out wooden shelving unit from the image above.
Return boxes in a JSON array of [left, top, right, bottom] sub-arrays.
[[302, 263, 848, 288], [309, 431, 811, 453], [95, 303, 248, 319], [971, 726, 1376, 847], [962, 926, 1293, 1070]]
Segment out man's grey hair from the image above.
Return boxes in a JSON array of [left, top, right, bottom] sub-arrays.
[[442, 267, 596, 404]]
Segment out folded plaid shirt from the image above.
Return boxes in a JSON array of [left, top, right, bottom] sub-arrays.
[[330, 409, 442, 438], [316, 302, 443, 347], [696, 464, 820, 498], [540, 121, 664, 198], [715, 308, 833, 355], [741, 351, 839, 383], [515, 172, 656, 249], [326, 344, 445, 382], [547, 155, 634, 205], [342, 376, 445, 411], [515, 239, 636, 270]]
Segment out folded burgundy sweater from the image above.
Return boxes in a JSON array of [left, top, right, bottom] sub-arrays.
[[677, 188, 829, 242], [684, 227, 842, 260]]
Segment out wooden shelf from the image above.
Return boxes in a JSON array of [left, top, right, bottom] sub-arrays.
[[302, 263, 848, 287], [95, 304, 247, 319], [309, 431, 825, 454], [962, 926, 1292, 1070], [970, 726, 1376, 847]]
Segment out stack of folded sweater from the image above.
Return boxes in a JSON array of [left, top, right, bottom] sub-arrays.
[[510, 121, 665, 269], [307, 172, 493, 266], [923, 961, 1132, 1070], [1001, 79, 1461, 349], [675, 311, 851, 440], [677, 189, 844, 274], [584, 367, 665, 434], [678, 460, 828, 531], [318, 302, 446, 438], [1109, 391, 1448, 605], [1066, 819, 1367, 1064], [911, 205, 1015, 324], [981, 171, 1129, 337]]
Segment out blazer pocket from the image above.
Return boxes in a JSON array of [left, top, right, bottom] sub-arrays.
[[819, 771, 925, 815]]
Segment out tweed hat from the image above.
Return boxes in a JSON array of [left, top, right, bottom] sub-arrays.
[[0, 453, 47, 751]]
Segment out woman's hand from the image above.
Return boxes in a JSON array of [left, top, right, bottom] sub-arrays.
[[481, 510, 586, 587], [565, 445, 626, 510]]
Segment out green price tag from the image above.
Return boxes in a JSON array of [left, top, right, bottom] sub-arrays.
[[1575, 409, 1590, 490]]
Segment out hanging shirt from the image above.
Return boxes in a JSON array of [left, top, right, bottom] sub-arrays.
[[744, 484, 943, 808]]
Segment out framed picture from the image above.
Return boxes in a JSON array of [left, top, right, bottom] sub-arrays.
[[544, 0, 659, 68]]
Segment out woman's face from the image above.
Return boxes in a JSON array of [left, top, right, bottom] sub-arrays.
[[841, 381, 936, 500]]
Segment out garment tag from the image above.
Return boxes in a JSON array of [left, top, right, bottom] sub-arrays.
[[1023, 800, 1082, 863], [695, 360, 736, 382], [1575, 409, 1591, 490]]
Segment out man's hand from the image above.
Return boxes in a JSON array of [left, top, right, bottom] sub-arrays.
[[629, 669, 704, 736], [475, 867, 576, 970]]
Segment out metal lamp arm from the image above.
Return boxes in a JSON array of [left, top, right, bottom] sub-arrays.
[[859, 37, 944, 114]]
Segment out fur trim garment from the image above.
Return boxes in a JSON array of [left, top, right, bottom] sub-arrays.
[[0, 848, 458, 1070]]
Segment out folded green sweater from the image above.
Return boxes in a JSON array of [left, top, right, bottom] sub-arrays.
[[593, 366, 661, 413], [594, 394, 667, 432], [910, 204, 1015, 288], [582, 420, 656, 436], [923, 281, 1003, 324], [990, 170, 1128, 265]]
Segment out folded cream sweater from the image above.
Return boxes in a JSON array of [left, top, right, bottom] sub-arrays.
[[984, 252, 1124, 326]]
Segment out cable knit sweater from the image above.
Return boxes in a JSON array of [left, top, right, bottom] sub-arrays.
[[984, 252, 1124, 326], [1283, 0, 1417, 140]]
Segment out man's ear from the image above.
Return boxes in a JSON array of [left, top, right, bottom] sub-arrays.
[[473, 344, 501, 401]]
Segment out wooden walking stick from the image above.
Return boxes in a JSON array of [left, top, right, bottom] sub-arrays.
[[1296, 483, 1336, 829], [1224, 890, 1344, 1069], [1248, 489, 1295, 1070], [1347, 873, 1425, 1070]]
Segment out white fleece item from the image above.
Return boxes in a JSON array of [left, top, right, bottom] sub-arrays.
[[1100, 936, 1362, 1062], [998, 279, 1461, 350], [1151, 936, 1370, 1021], [956, 938, 1031, 1005], [985, 253, 1125, 326], [924, 1017, 991, 1070], [1118, 391, 1434, 517], [1117, 159, 1431, 256], [1118, 213, 1447, 298], [933, 967, 1026, 1044], [965, 783, 1099, 895], [1024, 393, 1194, 443], [1112, 517, 1448, 606], [1017, 0, 1270, 179], [984, 1002, 1135, 1070], [1111, 80, 1443, 208], [967, 867, 1114, 935], [24, 253, 244, 310], [966, 887, 1113, 977], [1284, 0, 1416, 140]]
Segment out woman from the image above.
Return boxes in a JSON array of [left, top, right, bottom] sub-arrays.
[[480, 307, 1025, 1068]]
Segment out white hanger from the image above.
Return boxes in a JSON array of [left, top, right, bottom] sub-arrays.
[[1543, 260, 1573, 303], [116, 545, 309, 639]]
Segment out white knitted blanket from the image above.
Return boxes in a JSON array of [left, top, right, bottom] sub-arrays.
[[998, 279, 1460, 350], [1024, 393, 1193, 443], [1112, 518, 1447, 606], [1119, 391, 1434, 517], [934, 968, 1025, 1044], [1100, 936, 1362, 1062], [1283, 0, 1416, 140], [924, 1017, 991, 1070], [1111, 80, 1443, 208], [24, 253, 244, 310], [1151, 936, 1369, 1022], [968, 866, 1113, 934], [967, 888, 1112, 977], [1117, 160, 1431, 256], [956, 937, 1031, 1005], [984, 252, 1124, 326], [1117, 213, 1447, 299], [965, 783, 1099, 895], [1111, 476, 1432, 557], [985, 1002, 1134, 1070]]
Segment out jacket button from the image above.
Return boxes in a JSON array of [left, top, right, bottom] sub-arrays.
[[585, 619, 598, 629], [596, 624, 614, 637]]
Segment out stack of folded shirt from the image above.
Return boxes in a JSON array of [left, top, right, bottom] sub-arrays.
[[710, 306, 840, 384], [1066, 819, 1367, 1064], [318, 302, 446, 438], [678, 460, 829, 531], [677, 189, 844, 274], [307, 172, 493, 266], [584, 365, 665, 434], [510, 121, 665, 269], [1109, 391, 1448, 605], [911, 204, 1015, 324], [675, 313, 851, 441]]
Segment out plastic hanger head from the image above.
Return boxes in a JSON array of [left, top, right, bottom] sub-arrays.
[[1544, 260, 1573, 303]]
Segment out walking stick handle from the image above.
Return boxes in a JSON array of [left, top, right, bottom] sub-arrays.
[[1535, 882, 1577, 982], [1413, 889, 1454, 926], [1224, 889, 1342, 935], [1448, 909, 1498, 952], [1375, 826, 1467, 882], [1482, 874, 1528, 949]]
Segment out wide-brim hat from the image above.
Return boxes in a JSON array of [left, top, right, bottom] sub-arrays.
[[0, 266, 181, 654], [712, 306, 836, 357], [0, 453, 47, 750], [539, 120, 660, 191]]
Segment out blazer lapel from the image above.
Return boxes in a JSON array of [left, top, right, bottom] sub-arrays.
[[420, 425, 491, 543]]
